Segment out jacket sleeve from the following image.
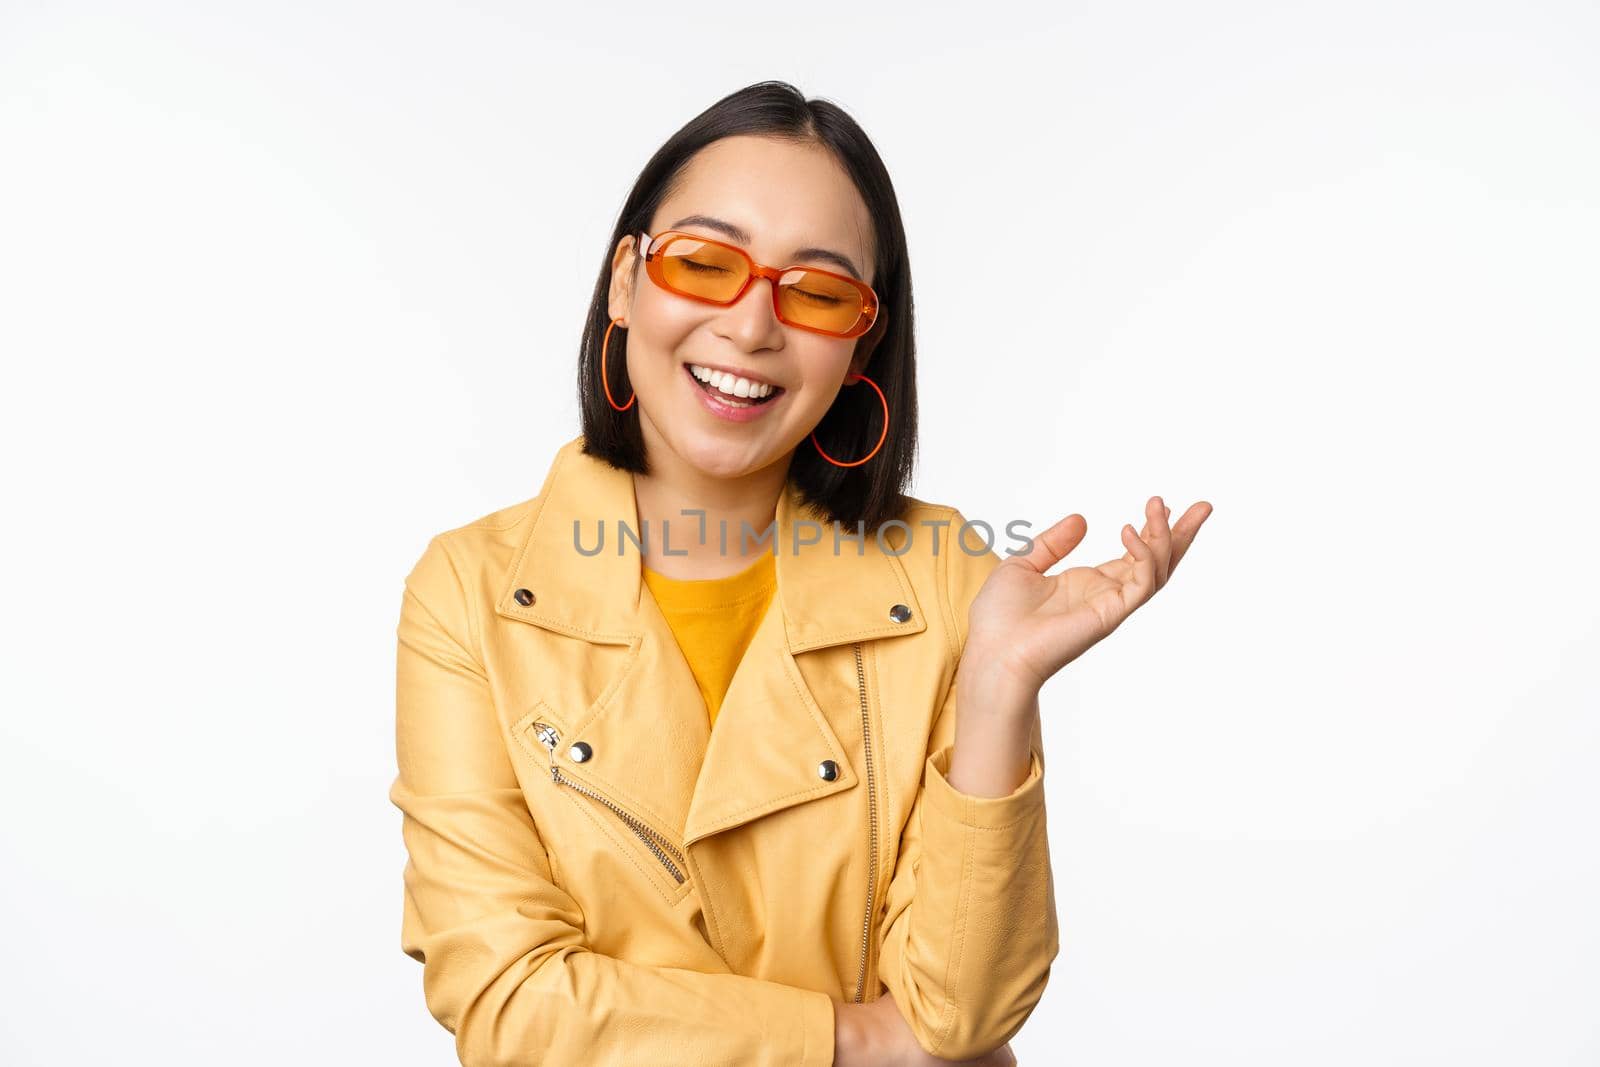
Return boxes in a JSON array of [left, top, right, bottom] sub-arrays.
[[390, 535, 836, 1067], [874, 511, 1060, 1060]]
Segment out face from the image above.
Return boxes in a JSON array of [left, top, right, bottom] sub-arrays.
[[607, 134, 886, 481]]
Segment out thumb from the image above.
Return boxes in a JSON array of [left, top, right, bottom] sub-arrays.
[[1012, 512, 1086, 575]]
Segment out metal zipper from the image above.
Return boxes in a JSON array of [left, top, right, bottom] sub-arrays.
[[532, 721, 688, 885], [852, 640, 881, 1002]]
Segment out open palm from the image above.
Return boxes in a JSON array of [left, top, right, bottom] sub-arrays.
[[966, 496, 1213, 695]]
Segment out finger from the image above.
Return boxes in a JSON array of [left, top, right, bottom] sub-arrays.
[[1120, 521, 1157, 606], [1168, 504, 1198, 571], [1127, 496, 1172, 588], [1149, 495, 1172, 588], [963, 1049, 1015, 1067], [1167, 500, 1213, 574], [952, 1042, 1016, 1067], [1012, 512, 1087, 575]]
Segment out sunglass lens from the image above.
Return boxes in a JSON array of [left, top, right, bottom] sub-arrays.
[[776, 269, 867, 335], [658, 237, 748, 302]]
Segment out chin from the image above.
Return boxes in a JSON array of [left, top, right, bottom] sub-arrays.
[[673, 429, 781, 479]]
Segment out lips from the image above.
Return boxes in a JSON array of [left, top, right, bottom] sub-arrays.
[[683, 364, 784, 404], [682, 364, 786, 424]]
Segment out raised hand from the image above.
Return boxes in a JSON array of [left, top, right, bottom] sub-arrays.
[[965, 496, 1213, 696]]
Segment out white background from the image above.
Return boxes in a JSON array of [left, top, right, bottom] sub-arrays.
[[2, 2, 1596, 1063]]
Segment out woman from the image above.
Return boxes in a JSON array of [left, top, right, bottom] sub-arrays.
[[390, 81, 1211, 1067]]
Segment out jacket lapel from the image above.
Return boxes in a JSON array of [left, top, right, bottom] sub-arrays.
[[494, 434, 927, 848]]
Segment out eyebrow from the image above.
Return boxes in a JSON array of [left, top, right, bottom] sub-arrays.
[[666, 214, 865, 281]]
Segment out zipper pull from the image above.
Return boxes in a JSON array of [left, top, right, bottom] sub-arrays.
[[533, 722, 560, 780]]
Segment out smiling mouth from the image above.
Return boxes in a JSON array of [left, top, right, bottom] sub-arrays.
[[684, 364, 784, 407]]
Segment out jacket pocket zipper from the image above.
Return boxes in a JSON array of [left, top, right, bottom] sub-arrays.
[[853, 640, 881, 1002], [532, 721, 688, 885]]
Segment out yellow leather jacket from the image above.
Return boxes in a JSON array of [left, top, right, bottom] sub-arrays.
[[390, 433, 1058, 1066]]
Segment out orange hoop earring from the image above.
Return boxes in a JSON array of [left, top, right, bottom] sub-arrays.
[[601, 317, 635, 412], [810, 372, 889, 468]]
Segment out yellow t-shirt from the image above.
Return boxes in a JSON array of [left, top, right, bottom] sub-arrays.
[[641, 552, 776, 730]]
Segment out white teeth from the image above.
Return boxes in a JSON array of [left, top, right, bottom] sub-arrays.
[[689, 364, 775, 399]]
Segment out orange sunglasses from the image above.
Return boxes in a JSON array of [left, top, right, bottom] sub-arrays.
[[637, 229, 880, 339]]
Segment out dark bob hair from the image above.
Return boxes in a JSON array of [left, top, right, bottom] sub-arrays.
[[576, 80, 918, 532]]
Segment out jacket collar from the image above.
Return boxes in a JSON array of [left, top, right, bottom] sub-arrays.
[[491, 433, 928, 852], [494, 433, 925, 654]]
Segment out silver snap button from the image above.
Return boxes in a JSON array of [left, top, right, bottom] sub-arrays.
[[818, 759, 839, 781], [888, 603, 911, 623], [514, 588, 536, 606], [569, 741, 593, 763]]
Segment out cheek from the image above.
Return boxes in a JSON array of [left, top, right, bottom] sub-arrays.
[[787, 345, 858, 410], [628, 294, 702, 369], [637, 281, 690, 325]]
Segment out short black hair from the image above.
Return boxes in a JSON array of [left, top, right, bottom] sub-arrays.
[[576, 80, 918, 531]]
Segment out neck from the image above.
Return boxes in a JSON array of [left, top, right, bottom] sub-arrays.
[[631, 446, 793, 580]]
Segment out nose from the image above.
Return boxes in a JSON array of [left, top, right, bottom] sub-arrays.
[[715, 273, 786, 349]]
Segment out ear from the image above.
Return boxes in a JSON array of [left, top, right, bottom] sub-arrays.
[[847, 304, 889, 378], [607, 234, 639, 326]]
